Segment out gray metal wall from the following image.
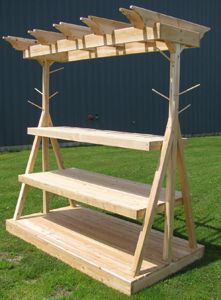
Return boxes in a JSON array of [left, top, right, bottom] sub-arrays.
[[0, 0, 219, 147]]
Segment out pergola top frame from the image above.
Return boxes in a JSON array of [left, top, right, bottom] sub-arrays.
[[3, 6, 210, 63]]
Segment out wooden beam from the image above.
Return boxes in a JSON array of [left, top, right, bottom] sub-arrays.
[[87, 16, 131, 34], [28, 29, 65, 45], [3, 36, 38, 51], [80, 17, 104, 35], [41, 61, 50, 214], [130, 6, 210, 37], [119, 8, 144, 29], [163, 46, 181, 262], [53, 22, 92, 39]]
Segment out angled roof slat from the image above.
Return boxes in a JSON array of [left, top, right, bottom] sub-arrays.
[[53, 22, 92, 39], [3, 36, 38, 50], [28, 29, 65, 45], [119, 8, 144, 29]]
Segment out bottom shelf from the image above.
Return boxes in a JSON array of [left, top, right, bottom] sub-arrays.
[[6, 207, 204, 295]]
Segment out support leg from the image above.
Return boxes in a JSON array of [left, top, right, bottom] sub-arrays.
[[177, 127, 197, 249], [42, 137, 50, 213], [163, 136, 178, 261], [48, 115, 76, 207], [13, 113, 44, 220], [131, 44, 182, 276]]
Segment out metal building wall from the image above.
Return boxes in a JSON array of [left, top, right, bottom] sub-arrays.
[[0, 0, 219, 147]]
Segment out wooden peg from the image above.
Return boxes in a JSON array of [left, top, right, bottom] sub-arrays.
[[50, 67, 64, 74], [49, 91, 59, 100], [179, 104, 191, 114], [28, 100, 43, 110], [179, 84, 200, 96], [152, 89, 169, 101], [34, 88, 43, 95]]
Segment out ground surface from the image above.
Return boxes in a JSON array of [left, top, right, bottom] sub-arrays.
[[0, 136, 221, 300]]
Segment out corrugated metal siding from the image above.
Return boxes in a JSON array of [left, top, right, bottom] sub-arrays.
[[0, 0, 219, 147]]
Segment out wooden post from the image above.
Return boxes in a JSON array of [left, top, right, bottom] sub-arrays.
[[42, 61, 50, 213], [13, 112, 44, 220], [177, 126, 197, 249], [163, 45, 181, 261], [131, 43, 182, 276]]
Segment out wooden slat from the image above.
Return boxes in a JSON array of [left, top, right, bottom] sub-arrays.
[[84, 16, 131, 34], [120, 8, 145, 29], [28, 29, 65, 45], [3, 36, 38, 50], [53, 22, 92, 39], [6, 207, 204, 295], [130, 6, 210, 37], [27, 126, 165, 151], [18, 168, 183, 220]]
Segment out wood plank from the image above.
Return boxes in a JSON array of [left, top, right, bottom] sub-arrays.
[[87, 16, 131, 34], [28, 29, 65, 45], [18, 168, 183, 220], [53, 22, 92, 39], [27, 126, 165, 151], [3, 36, 38, 50], [6, 207, 204, 295], [130, 6, 210, 37]]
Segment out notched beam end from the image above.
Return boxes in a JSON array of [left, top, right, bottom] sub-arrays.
[[3, 35, 38, 51]]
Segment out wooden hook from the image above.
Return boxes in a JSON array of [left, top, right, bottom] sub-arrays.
[[50, 67, 64, 75], [152, 89, 169, 101], [179, 84, 200, 96], [179, 104, 191, 115], [28, 100, 43, 110], [34, 88, 43, 95], [49, 91, 59, 100]]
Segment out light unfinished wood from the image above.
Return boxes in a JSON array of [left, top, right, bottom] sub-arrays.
[[13, 112, 45, 220], [6, 207, 204, 295], [28, 29, 65, 45], [2, 36, 38, 50], [22, 23, 205, 61], [27, 126, 166, 151], [18, 168, 183, 220], [177, 125, 197, 249], [120, 8, 145, 29], [85, 16, 131, 34], [131, 44, 183, 276], [163, 46, 181, 262], [130, 6, 210, 37], [41, 61, 50, 213], [53, 22, 92, 39]]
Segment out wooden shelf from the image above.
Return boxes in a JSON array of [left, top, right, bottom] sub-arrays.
[[28, 126, 165, 151], [19, 168, 183, 220], [6, 207, 204, 295]]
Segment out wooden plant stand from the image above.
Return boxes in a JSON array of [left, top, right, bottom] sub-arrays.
[[3, 6, 210, 295]]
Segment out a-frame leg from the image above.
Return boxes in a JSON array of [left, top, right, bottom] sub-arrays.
[[13, 112, 44, 220], [177, 126, 197, 249], [131, 44, 182, 276]]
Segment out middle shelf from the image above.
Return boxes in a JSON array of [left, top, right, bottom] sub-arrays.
[[19, 168, 183, 219], [28, 127, 165, 151]]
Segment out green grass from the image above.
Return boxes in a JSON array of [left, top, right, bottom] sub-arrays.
[[0, 136, 221, 300]]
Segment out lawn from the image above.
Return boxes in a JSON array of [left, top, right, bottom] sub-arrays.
[[0, 136, 221, 300]]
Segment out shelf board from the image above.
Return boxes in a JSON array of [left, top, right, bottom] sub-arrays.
[[28, 127, 165, 151], [6, 207, 204, 295], [19, 168, 183, 219]]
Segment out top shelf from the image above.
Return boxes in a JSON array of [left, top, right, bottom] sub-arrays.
[[28, 126, 165, 151]]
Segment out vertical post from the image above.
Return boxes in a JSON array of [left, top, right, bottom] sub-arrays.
[[163, 45, 181, 261], [131, 44, 182, 276], [42, 61, 50, 213]]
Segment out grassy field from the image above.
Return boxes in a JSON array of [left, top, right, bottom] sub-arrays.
[[0, 136, 221, 300]]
